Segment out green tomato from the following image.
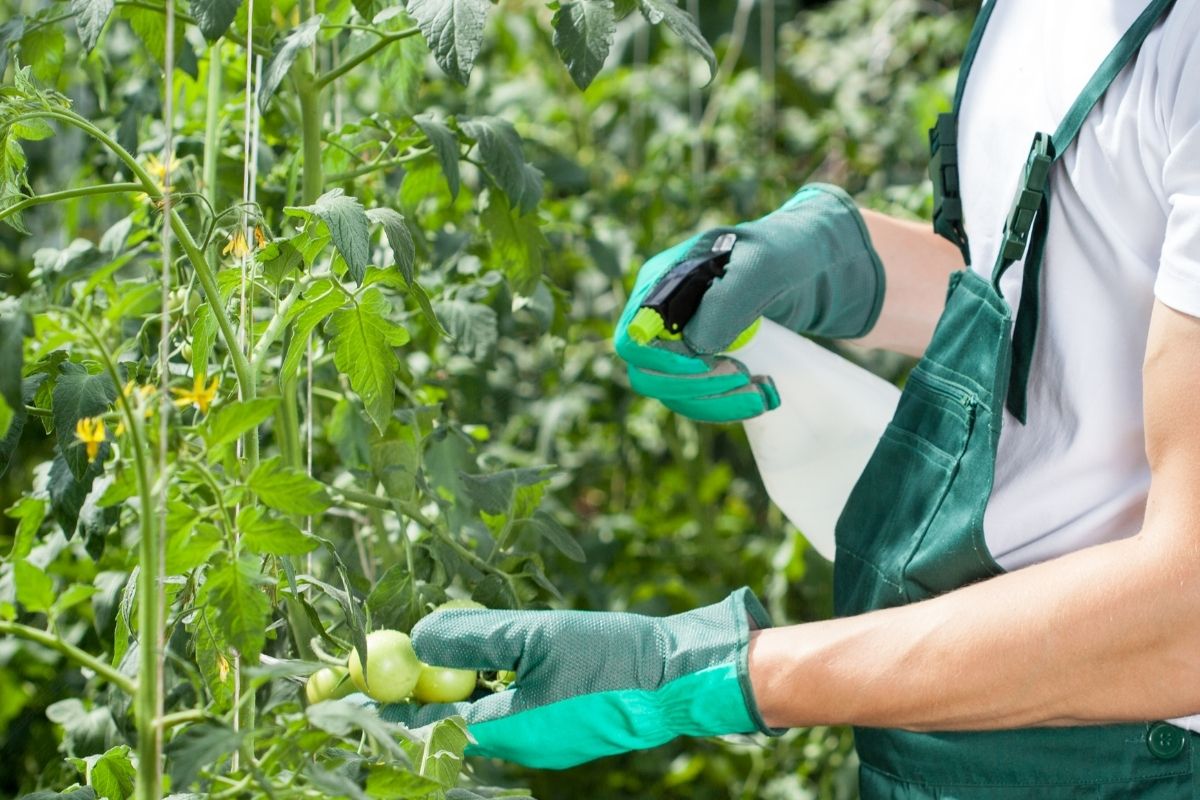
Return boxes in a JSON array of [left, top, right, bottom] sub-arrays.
[[413, 664, 478, 704], [435, 598, 486, 611], [348, 630, 422, 703], [305, 666, 354, 704], [496, 670, 517, 685]]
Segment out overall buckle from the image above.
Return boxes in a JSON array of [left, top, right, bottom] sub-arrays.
[[999, 133, 1054, 262], [929, 113, 967, 251]]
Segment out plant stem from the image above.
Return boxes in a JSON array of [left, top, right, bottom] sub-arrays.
[[0, 183, 143, 222], [202, 45, 224, 215], [314, 28, 421, 90], [325, 148, 431, 183], [0, 621, 137, 695], [250, 277, 307, 372]]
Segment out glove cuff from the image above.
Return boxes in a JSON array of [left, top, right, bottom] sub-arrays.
[[731, 587, 788, 737]]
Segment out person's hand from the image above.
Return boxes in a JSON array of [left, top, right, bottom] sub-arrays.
[[614, 183, 885, 422], [376, 588, 781, 769]]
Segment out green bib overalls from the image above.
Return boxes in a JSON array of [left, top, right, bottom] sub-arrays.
[[832, 0, 1199, 796]]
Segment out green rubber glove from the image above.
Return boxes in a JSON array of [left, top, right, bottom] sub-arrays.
[[614, 183, 886, 423], [376, 588, 780, 769]]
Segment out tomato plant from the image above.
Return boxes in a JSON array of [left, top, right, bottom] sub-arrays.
[[0, 0, 973, 797]]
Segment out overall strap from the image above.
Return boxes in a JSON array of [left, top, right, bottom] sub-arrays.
[[929, 0, 998, 263], [992, 0, 1177, 422]]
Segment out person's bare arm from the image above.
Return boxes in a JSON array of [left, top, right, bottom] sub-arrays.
[[747, 300, 1200, 729], [851, 209, 966, 358]]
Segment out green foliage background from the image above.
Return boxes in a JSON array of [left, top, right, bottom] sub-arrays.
[[0, 0, 973, 797]]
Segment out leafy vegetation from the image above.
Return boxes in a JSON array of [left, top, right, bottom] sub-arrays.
[[0, 0, 972, 798]]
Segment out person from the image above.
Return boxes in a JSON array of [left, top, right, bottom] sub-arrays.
[[381, 0, 1200, 794]]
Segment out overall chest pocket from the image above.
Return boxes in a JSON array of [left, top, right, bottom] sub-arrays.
[[834, 366, 980, 616]]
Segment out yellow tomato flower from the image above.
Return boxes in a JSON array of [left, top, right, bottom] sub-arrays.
[[222, 230, 251, 259], [253, 225, 267, 248], [144, 153, 179, 183], [172, 374, 220, 414], [74, 417, 107, 463]]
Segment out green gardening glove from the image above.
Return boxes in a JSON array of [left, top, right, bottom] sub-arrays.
[[614, 183, 886, 423], [376, 588, 780, 769]]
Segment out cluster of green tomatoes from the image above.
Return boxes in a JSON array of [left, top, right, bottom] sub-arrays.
[[304, 600, 511, 706]]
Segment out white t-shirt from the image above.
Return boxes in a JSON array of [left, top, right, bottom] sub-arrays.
[[957, 0, 1200, 730]]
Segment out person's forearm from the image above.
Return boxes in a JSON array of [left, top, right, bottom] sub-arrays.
[[748, 517, 1200, 731], [850, 209, 965, 358]]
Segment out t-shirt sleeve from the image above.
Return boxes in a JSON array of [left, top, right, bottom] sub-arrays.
[[1152, 3, 1200, 317]]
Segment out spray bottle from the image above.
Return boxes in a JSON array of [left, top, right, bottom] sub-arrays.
[[628, 235, 900, 561]]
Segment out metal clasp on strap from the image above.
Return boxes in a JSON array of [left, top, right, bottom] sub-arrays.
[[929, 113, 967, 256], [998, 133, 1054, 263]]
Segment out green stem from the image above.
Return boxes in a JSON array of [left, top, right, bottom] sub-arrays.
[[202, 45, 224, 215], [0, 183, 143, 222], [296, 78, 324, 205], [314, 28, 422, 90], [161, 709, 212, 730], [250, 278, 307, 373], [325, 148, 431, 183], [0, 621, 137, 695]]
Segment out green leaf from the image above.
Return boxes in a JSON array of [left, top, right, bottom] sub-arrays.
[[305, 702, 409, 759], [369, 421, 420, 503], [247, 456, 331, 515], [238, 506, 318, 556], [49, 454, 105, 539], [21, 27, 65, 85], [637, 0, 716, 82], [281, 278, 346, 383], [18, 789, 97, 800], [433, 299, 497, 361], [190, 0, 243, 42], [460, 117, 543, 215], [200, 555, 271, 662], [203, 397, 278, 449], [53, 362, 117, 480], [480, 192, 547, 295], [190, 303, 217, 375], [13, 558, 54, 613], [89, 745, 135, 800], [553, 0, 615, 90], [413, 114, 461, 199], [522, 510, 585, 562], [71, 0, 114, 52], [286, 189, 372, 285], [162, 723, 242, 791], [365, 764, 445, 799], [119, 5, 198, 77], [365, 208, 416, 285], [420, 717, 469, 785], [459, 466, 553, 515], [329, 288, 409, 432], [6, 495, 46, 559], [406, 0, 491, 85], [258, 14, 323, 112], [0, 17, 25, 76], [0, 312, 29, 440]]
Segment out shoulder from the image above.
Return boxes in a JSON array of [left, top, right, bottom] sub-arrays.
[[1155, 2, 1200, 144]]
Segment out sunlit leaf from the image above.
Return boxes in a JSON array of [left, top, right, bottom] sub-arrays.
[[329, 288, 409, 432], [553, 0, 615, 90], [407, 0, 491, 85]]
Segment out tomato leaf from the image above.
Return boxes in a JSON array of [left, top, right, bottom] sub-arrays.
[[203, 397, 279, 449], [329, 288, 409, 433], [281, 278, 347, 383], [406, 0, 491, 85], [637, 0, 716, 83], [414, 114, 461, 199], [238, 506, 319, 556], [88, 745, 135, 800], [258, 14, 323, 112], [459, 466, 554, 515], [365, 207, 416, 285], [48, 454, 105, 539], [0, 17, 25, 76], [480, 192, 547, 295], [369, 422, 421, 503], [201, 555, 271, 663], [163, 723, 242, 791], [190, 0, 243, 42], [52, 362, 116, 480], [553, 0, 615, 90], [522, 510, 586, 563], [305, 702, 412, 758], [460, 117, 543, 215], [190, 302, 217, 375], [13, 558, 54, 613], [0, 311, 29, 441], [365, 764, 446, 799], [247, 456, 331, 514], [6, 495, 45, 559], [70, 0, 113, 52], [286, 189, 372, 285], [433, 299, 497, 361]]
